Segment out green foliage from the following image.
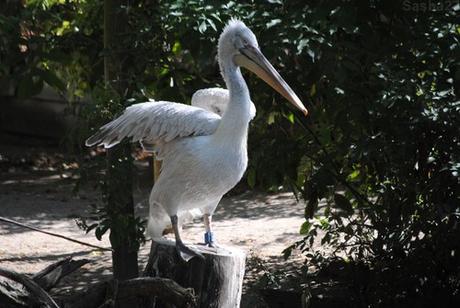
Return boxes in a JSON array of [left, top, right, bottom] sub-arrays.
[[274, 1, 460, 305], [76, 203, 146, 251], [0, 1, 103, 99]]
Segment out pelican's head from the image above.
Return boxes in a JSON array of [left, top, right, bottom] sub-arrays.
[[218, 19, 308, 116]]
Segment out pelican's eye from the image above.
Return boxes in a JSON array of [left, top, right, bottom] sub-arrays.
[[242, 38, 249, 46]]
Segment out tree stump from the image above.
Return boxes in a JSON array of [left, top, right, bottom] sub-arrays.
[[145, 239, 246, 308]]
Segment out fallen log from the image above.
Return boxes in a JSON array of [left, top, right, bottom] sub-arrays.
[[144, 239, 246, 308], [62, 278, 197, 308], [0, 267, 60, 308], [0, 256, 197, 308], [0, 257, 89, 308], [33, 257, 90, 291], [58, 281, 108, 308], [116, 277, 196, 306]]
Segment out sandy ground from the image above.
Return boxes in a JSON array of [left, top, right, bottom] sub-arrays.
[[0, 146, 306, 305]]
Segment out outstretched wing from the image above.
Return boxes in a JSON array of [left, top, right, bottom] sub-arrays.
[[85, 100, 221, 148]]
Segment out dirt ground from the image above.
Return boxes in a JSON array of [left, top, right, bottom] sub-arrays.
[[0, 143, 306, 306]]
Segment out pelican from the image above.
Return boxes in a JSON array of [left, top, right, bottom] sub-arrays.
[[86, 19, 308, 261]]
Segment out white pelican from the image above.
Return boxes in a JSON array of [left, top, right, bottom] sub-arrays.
[[86, 19, 308, 261]]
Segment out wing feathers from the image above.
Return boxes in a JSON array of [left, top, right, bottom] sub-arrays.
[[86, 100, 221, 148]]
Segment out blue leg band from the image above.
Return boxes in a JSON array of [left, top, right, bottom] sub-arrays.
[[204, 231, 214, 245]]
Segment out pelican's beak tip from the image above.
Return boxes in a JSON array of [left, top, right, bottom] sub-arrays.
[[294, 98, 308, 116]]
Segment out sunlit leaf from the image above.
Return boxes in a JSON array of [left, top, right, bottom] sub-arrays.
[[310, 83, 316, 97], [266, 19, 281, 29], [300, 221, 312, 235]]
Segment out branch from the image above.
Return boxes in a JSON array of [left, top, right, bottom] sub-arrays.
[[32, 257, 90, 291], [61, 277, 196, 308], [0, 267, 60, 308], [116, 277, 196, 307], [0, 216, 112, 252]]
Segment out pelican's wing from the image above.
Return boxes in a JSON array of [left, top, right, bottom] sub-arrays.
[[85, 100, 221, 148], [191, 87, 256, 119]]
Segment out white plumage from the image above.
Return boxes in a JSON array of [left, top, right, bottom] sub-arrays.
[[86, 101, 221, 148], [86, 19, 307, 260], [191, 87, 256, 119]]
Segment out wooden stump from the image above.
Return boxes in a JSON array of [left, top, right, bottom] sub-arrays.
[[145, 239, 246, 308]]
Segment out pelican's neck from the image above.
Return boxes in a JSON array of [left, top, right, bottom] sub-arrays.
[[213, 63, 251, 145]]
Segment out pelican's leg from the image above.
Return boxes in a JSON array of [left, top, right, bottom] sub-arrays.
[[203, 214, 217, 248], [171, 215, 204, 261]]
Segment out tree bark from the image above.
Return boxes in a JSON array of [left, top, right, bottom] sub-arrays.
[[145, 239, 246, 308], [103, 0, 139, 284]]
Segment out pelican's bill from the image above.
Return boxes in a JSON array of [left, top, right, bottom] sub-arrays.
[[234, 46, 308, 116]]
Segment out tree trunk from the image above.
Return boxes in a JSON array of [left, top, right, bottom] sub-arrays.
[[145, 239, 246, 308], [103, 0, 139, 283]]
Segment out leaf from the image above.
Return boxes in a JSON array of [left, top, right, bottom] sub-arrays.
[[85, 223, 98, 234], [282, 246, 293, 260], [310, 83, 317, 97], [286, 112, 295, 124], [95, 225, 109, 241], [267, 112, 276, 125], [347, 169, 360, 181], [300, 221, 312, 235], [266, 19, 281, 29], [172, 41, 181, 54], [297, 39, 309, 54], [198, 21, 207, 33], [334, 193, 353, 214], [207, 18, 217, 31], [321, 232, 331, 245]]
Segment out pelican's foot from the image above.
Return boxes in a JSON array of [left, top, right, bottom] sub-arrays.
[[204, 231, 219, 248], [176, 241, 204, 262]]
